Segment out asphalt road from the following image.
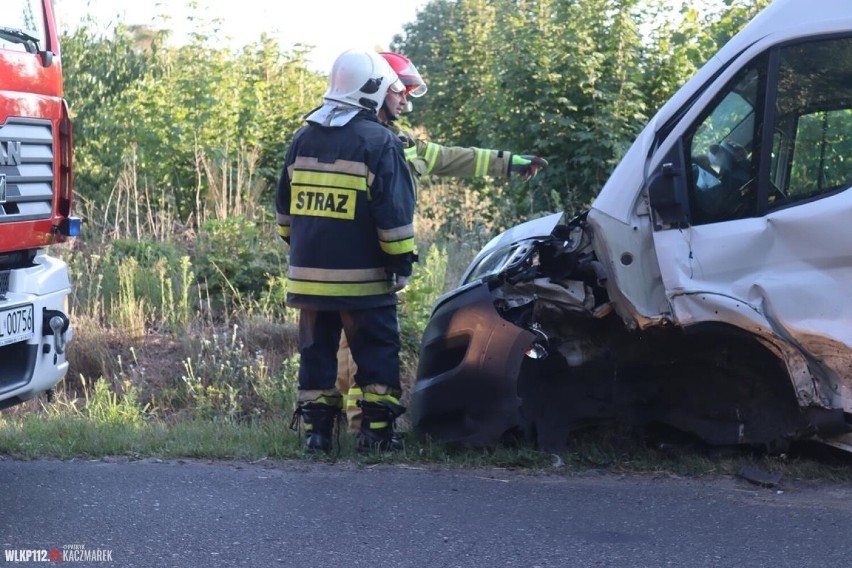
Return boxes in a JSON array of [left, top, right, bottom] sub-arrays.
[[1, 457, 851, 567]]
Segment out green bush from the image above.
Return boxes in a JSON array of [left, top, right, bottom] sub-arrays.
[[194, 216, 287, 310], [398, 243, 448, 353], [111, 237, 184, 267]]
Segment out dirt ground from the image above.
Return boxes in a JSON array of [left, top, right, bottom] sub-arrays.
[[62, 317, 419, 412]]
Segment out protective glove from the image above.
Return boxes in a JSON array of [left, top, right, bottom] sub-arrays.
[[386, 252, 416, 292], [389, 274, 409, 293], [510, 154, 549, 180]]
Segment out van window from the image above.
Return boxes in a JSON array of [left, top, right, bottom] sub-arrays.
[[685, 64, 761, 225], [0, 0, 45, 54], [684, 35, 852, 225], [771, 37, 852, 207]]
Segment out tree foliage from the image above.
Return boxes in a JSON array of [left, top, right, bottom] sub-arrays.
[[393, 0, 772, 219], [62, 16, 324, 223], [62, 0, 770, 231]]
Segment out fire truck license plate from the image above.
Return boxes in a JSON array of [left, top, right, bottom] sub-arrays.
[[0, 304, 34, 347]]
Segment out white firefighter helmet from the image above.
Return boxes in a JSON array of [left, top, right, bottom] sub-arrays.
[[324, 49, 404, 112]]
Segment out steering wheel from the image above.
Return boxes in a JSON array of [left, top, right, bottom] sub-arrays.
[[714, 142, 750, 179]]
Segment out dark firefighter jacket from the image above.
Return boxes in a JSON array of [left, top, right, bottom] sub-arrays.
[[276, 110, 416, 311]]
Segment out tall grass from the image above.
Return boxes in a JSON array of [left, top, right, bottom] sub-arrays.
[[7, 143, 653, 471], [45, 146, 476, 431]]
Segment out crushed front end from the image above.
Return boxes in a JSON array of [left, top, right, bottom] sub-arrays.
[[410, 212, 619, 447], [410, 211, 843, 452]]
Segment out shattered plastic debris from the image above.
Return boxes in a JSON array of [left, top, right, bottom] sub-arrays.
[[737, 465, 783, 488]]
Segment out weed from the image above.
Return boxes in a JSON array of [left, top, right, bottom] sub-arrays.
[[164, 324, 299, 422], [80, 376, 151, 426]]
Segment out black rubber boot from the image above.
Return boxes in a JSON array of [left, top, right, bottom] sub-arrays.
[[295, 403, 341, 453], [357, 400, 405, 452]]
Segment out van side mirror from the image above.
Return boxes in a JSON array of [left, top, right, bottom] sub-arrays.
[[648, 142, 690, 229]]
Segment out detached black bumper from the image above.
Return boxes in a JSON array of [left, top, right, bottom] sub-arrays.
[[409, 281, 536, 445]]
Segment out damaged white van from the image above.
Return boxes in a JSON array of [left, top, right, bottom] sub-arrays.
[[410, 0, 852, 453]]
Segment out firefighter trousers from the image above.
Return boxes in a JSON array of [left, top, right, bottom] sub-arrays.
[[298, 305, 401, 393]]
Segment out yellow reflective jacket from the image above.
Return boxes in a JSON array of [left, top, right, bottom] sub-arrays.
[[390, 123, 515, 187]]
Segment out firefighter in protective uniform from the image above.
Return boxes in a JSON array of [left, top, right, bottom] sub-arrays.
[[276, 49, 417, 452], [337, 51, 549, 435]]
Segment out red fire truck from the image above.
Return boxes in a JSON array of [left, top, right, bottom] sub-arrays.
[[0, 0, 79, 410]]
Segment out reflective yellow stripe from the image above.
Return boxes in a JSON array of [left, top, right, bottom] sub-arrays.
[[404, 146, 418, 160], [290, 156, 368, 174], [379, 237, 416, 255], [424, 142, 439, 173], [347, 386, 363, 411], [299, 389, 342, 403], [377, 223, 414, 242], [291, 170, 368, 191], [278, 225, 290, 238], [289, 157, 375, 188], [369, 421, 389, 429], [377, 223, 415, 255], [289, 266, 387, 282], [484, 149, 493, 175], [364, 392, 401, 406], [475, 148, 491, 177], [288, 279, 391, 296]]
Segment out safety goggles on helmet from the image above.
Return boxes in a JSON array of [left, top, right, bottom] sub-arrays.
[[380, 52, 428, 98], [388, 78, 406, 96], [403, 79, 427, 97]]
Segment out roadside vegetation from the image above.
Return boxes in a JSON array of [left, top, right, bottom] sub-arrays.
[[5, 0, 850, 481]]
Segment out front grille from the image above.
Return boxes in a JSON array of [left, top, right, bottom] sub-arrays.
[[0, 117, 54, 223]]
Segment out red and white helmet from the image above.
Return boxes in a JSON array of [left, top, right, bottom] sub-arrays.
[[324, 49, 404, 112], [380, 52, 428, 98]]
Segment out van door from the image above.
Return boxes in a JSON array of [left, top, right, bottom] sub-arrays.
[[649, 34, 852, 385]]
